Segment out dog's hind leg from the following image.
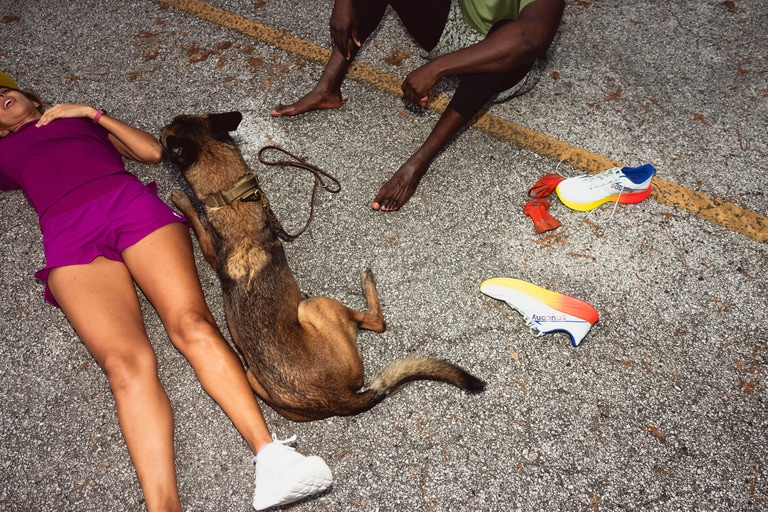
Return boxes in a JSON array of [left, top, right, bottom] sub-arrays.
[[171, 189, 218, 271], [245, 368, 272, 401], [352, 269, 385, 332], [245, 368, 318, 421]]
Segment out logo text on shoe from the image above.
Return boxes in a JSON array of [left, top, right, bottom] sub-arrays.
[[532, 313, 568, 322]]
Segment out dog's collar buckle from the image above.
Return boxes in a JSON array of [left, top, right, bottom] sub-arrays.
[[204, 174, 262, 208]]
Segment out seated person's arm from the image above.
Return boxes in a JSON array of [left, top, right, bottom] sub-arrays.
[[330, 0, 361, 60], [403, 0, 565, 104]]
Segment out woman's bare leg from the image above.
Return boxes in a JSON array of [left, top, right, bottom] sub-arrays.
[[121, 223, 273, 455], [47, 257, 182, 512]]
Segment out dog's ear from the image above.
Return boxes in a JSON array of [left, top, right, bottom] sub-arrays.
[[208, 111, 243, 134], [164, 134, 200, 170]]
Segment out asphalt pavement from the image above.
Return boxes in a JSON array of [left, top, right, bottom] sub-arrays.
[[1, 0, 766, 511]]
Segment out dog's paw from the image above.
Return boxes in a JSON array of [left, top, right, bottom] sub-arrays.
[[361, 268, 377, 283], [171, 189, 193, 210]]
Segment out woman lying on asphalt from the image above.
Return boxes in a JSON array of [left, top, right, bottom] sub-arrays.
[[0, 71, 332, 512]]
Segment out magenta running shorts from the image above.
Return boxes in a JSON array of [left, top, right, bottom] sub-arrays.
[[34, 180, 187, 307]]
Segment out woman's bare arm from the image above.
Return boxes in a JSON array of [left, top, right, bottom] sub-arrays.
[[35, 104, 163, 163]]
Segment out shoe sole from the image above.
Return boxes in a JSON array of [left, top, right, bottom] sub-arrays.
[[480, 278, 599, 346], [254, 482, 331, 511], [253, 456, 333, 511], [555, 183, 652, 212], [254, 477, 332, 511]]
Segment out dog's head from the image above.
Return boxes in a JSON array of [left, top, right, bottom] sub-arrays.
[[161, 111, 249, 199], [161, 111, 243, 171]]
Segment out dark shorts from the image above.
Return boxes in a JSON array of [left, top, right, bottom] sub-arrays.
[[35, 180, 186, 307]]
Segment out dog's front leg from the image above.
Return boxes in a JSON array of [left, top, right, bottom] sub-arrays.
[[171, 189, 218, 271]]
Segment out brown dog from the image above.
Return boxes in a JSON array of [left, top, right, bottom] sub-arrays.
[[161, 112, 484, 421]]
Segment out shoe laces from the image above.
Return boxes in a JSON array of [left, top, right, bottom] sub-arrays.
[[253, 434, 298, 463], [272, 434, 297, 446], [587, 167, 623, 190], [510, 305, 544, 337], [584, 167, 623, 221], [608, 187, 623, 220]]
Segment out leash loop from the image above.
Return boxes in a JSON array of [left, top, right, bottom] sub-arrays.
[[256, 145, 341, 241]]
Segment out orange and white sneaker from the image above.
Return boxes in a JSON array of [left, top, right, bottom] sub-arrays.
[[555, 164, 655, 211], [480, 278, 599, 347]]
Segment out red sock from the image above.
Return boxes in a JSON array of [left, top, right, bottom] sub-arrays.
[[524, 199, 562, 234], [527, 173, 565, 199]]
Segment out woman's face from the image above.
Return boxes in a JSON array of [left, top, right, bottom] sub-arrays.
[[0, 88, 41, 136]]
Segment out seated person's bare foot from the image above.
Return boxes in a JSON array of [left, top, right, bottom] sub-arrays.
[[270, 87, 344, 117], [371, 160, 428, 212]]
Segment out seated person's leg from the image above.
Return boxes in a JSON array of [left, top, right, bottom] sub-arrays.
[[270, 0, 390, 117], [448, 19, 537, 121], [448, 61, 534, 121], [352, 0, 390, 42], [388, 0, 451, 51]]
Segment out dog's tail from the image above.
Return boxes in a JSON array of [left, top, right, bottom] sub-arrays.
[[342, 357, 485, 415]]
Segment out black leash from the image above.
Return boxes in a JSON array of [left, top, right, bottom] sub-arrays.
[[254, 145, 341, 241]]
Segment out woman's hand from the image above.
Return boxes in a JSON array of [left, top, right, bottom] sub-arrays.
[[35, 103, 98, 128], [35, 103, 162, 163], [330, 0, 360, 60]]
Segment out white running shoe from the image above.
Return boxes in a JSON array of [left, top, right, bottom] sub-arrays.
[[480, 278, 599, 347], [252, 436, 333, 511], [555, 164, 655, 211]]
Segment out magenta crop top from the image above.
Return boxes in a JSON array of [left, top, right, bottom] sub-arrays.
[[0, 117, 137, 230]]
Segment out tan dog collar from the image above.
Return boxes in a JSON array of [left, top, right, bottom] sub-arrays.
[[204, 174, 263, 208]]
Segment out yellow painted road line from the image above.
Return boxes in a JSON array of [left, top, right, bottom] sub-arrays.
[[160, 0, 767, 244]]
